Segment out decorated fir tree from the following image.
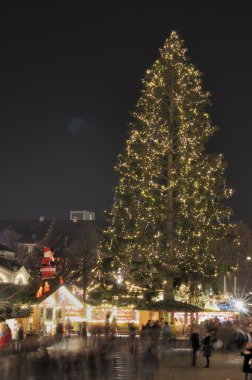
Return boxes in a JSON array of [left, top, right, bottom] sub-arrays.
[[99, 31, 233, 302]]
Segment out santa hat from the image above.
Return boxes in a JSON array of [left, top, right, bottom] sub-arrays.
[[44, 246, 54, 260]]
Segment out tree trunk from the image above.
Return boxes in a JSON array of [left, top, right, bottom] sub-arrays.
[[165, 69, 174, 298], [167, 68, 174, 255], [167, 149, 174, 252]]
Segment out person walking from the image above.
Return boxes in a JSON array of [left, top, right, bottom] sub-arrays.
[[17, 323, 24, 353], [5, 323, 12, 353], [241, 342, 252, 380], [79, 321, 88, 347], [202, 331, 212, 368], [55, 320, 63, 342], [190, 326, 200, 367], [162, 322, 170, 340], [65, 318, 72, 339], [104, 313, 110, 337], [151, 321, 161, 353], [129, 322, 137, 354], [241, 323, 252, 380], [110, 316, 117, 338]]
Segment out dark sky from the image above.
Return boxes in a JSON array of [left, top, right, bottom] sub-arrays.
[[1, 1, 252, 224]]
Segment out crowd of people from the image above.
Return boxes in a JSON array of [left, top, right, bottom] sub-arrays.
[[0, 315, 252, 379], [189, 319, 252, 378]]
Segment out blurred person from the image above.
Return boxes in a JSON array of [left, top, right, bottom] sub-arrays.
[[16, 322, 24, 352], [145, 320, 152, 329], [162, 321, 170, 340], [150, 320, 161, 353], [5, 323, 12, 353], [241, 323, 252, 380], [202, 331, 212, 368], [104, 313, 110, 337], [65, 317, 72, 339], [129, 322, 137, 354], [0, 321, 6, 352], [190, 326, 200, 367], [176, 318, 183, 337], [79, 321, 88, 346], [55, 319, 63, 342], [110, 316, 117, 337], [241, 342, 252, 380], [140, 324, 148, 353]]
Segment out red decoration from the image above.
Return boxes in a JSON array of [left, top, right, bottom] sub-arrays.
[[40, 246, 56, 280], [59, 276, 64, 285]]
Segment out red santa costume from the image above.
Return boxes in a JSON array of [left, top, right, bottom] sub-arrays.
[[40, 246, 56, 279]]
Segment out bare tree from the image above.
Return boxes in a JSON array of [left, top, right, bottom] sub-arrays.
[[0, 227, 22, 251], [235, 221, 252, 295], [216, 221, 252, 295], [16, 245, 42, 277], [63, 224, 99, 301]]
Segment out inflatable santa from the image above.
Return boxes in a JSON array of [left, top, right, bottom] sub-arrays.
[[40, 246, 56, 279]]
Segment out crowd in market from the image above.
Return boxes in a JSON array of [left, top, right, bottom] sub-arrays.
[[0, 315, 252, 379], [1, 315, 252, 354]]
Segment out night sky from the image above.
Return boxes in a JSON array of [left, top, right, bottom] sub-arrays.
[[1, 1, 252, 225]]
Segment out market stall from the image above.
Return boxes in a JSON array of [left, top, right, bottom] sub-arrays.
[[32, 285, 85, 334], [86, 303, 140, 333]]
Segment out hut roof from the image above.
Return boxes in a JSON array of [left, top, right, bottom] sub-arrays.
[[135, 299, 203, 312]]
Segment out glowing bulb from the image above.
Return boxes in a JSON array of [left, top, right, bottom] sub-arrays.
[[234, 300, 244, 311]]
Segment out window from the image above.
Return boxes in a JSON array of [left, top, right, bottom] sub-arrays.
[[56, 309, 62, 320], [46, 307, 53, 321]]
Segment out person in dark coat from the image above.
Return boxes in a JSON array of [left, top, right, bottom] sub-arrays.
[[129, 322, 137, 355], [241, 342, 252, 380], [79, 321, 88, 347], [17, 323, 24, 352], [190, 326, 200, 367], [202, 331, 212, 368], [55, 320, 63, 342], [150, 321, 161, 353]]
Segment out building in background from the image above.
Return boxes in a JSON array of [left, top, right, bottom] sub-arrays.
[[0, 244, 30, 284], [70, 210, 95, 221]]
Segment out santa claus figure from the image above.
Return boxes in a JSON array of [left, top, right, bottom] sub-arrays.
[[40, 246, 56, 279]]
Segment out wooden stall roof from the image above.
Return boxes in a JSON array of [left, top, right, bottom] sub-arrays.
[[135, 299, 203, 312]]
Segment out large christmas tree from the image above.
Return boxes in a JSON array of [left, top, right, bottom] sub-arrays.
[[99, 31, 233, 302]]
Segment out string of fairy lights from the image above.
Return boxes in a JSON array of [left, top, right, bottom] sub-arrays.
[[98, 31, 234, 302]]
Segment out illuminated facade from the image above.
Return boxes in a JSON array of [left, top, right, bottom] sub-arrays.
[[0, 244, 30, 285], [32, 285, 84, 334]]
